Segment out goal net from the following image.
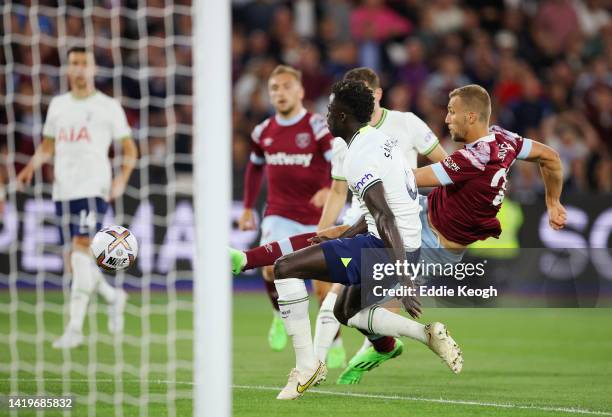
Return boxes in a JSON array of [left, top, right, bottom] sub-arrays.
[[0, 1, 198, 415]]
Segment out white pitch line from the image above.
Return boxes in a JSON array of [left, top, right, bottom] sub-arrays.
[[2, 378, 611, 416]]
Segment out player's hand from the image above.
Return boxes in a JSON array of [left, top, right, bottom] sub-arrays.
[[238, 209, 256, 231], [110, 176, 128, 201], [547, 201, 567, 230], [0, 200, 5, 217], [398, 274, 421, 319], [16, 164, 35, 191], [310, 188, 330, 208], [307, 234, 332, 245]]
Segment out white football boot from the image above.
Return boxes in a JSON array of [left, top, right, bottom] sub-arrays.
[[52, 328, 84, 349], [107, 289, 128, 334], [425, 322, 463, 374], [276, 361, 327, 400]]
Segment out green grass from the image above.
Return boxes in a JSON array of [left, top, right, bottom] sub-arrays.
[[1, 291, 611, 416]]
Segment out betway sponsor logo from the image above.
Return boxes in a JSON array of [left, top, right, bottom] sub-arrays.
[[264, 152, 313, 167], [354, 173, 374, 191]]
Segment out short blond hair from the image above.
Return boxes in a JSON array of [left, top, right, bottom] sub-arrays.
[[449, 84, 491, 122], [270, 65, 302, 82]]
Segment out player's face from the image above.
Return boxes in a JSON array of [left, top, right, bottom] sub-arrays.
[[445, 96, 468, 143], [67, 52, 95, 89], [268, 73, 304, 116], [326, 98, 344, 138]]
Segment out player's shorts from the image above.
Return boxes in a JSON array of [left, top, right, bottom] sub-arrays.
[[418, 195, 465, 265], [260, 215, 318, 245], [55, 197, 108, 243], [321, 233, 420, 286]]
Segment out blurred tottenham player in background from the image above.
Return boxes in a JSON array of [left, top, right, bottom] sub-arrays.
[[237, 65, 335, 355], [17, 47, 138, 349]]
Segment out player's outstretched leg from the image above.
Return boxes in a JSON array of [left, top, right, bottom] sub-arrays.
[[273, 245, 332, 400], [347, 305, 463, 374]]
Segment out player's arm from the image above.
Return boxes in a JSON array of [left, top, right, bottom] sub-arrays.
[[521, 140, 566, 230], [363, 183, 421, 318], [110, 137, 138, 200], [423, 143, 447, 163], [16, 137, 55, 189], [317, 179, 348, 230], [413, 165, 444, 187]]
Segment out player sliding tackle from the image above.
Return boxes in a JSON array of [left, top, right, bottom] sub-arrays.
[[231, 84, 567, 389]]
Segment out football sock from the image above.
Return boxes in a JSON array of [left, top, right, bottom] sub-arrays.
[[91, 261, 117, 303], [348, 305, 427, 344], [67, 251, 97, 333], [264, 280, 280, 311], [245, 232, 317, 270], [314, 291, 340, 362], [355, 337, 373, 356], [275, 278, 318, 373]]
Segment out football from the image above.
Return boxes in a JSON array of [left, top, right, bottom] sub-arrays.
[[91, 225, 138, 271]]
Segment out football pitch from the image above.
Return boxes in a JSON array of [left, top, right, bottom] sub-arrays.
[[1, 291, 611, 416]]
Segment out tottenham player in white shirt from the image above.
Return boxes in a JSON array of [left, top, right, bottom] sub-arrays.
[[268, 80, 459, 399], [312, 67, 448, 380], [16, 47, 138, 349]]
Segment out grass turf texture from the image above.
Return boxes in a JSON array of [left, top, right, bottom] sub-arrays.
[[0, 291, 611, 416]]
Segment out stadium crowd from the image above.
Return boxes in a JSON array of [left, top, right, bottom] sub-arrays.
[[0, 0, 610, 204]]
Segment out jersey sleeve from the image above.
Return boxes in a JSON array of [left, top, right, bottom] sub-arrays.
[[310, 113, 334, 161], [346, 152, 382, 200], [489, 124, 533, 160], [111, 99, 132, 141], [330, 137, 347, 180], [42, 97, 57, 139], [406, 113, 439, 156], [431, 142, 491, 185], [249, 119, 269, 165]]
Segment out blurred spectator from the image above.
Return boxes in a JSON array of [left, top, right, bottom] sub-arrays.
[[500, 73, 553, 136], [350, 0, 412, 42], [424, 54, 470, 107]]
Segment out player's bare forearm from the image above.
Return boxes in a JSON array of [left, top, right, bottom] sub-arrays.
[[424, 144, 447, 163], [30, 137, 55, 169], [119, 137, 138, 181], [363, 183, 405, 264], [525, 141, 563, 203], [414, 165, 442, 188], [337, 215, 367, 238], [317, 179, 348, 230]]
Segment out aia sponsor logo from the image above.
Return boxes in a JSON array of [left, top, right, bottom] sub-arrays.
[[58, 126, 91, 142], [354, 173, 374, 192], [443, 156, 460, 172]]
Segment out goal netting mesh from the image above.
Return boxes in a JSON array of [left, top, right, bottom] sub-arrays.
[[1, 1, 196, 415]]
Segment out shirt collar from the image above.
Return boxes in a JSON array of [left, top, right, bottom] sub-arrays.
[[275, 108, 307, 126], [466, 133, 495, 148]]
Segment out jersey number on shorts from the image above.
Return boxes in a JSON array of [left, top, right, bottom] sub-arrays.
[[490, 168, 508, 206]]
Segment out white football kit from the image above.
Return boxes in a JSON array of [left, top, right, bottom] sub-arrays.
[[343, 125, 421, 251], [331, 108, 438, 224], [43, 91, 132, 201]]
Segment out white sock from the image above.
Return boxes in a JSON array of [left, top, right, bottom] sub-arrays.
[[348, 305, 427, 344], [314, 292, 340, 363], [275, 278, 318, 373], [68, 251, 96, 333], [355, 336, 373, 356], [91, 262, 117, 303]]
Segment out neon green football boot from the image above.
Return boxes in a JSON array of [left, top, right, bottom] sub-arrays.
[[336, 338, 404, 385], [229, 247, 247, 275], [268, 315, 288, 351], [327, 344, 347, 369]]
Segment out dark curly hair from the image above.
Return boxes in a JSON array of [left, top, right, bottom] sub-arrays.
[[331, 80, 374, 125]]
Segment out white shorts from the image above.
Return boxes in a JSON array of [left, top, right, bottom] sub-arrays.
[[260, 215, 318, 245]]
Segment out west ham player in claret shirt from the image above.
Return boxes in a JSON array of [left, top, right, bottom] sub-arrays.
[[16, 47, 138, 349], [238, 65, 335, 352]]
